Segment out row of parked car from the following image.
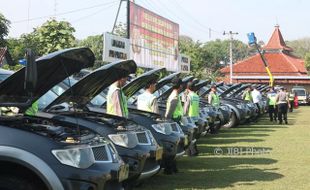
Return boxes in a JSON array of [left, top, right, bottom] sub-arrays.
[[0, 47, 269, 190]]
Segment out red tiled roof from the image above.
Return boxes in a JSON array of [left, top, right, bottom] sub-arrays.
[[263, 25, 293, 51], [220, 52, 307, 76]]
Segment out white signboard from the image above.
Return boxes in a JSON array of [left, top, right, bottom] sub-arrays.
[[103, 32, 130, 63], [179, 54, 190, 73]]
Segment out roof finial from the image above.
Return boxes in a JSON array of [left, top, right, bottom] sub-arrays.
[[275, 17, 279, 28]]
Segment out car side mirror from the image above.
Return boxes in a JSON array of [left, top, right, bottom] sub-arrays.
[[24, 49, 37, 93]]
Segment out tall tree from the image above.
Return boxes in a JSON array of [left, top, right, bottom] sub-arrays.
[[78, 34, 103, 61], [287, 38, 310, 58], [0, 13, 11, 47], [35, 19, 76, 55]]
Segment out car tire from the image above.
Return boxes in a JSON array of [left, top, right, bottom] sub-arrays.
[[0, 175, 45, 190], [222, 112, 237, 128]]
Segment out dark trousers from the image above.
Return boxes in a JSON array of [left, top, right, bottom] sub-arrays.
[[268, 105, 277, 121], [278, 103, 288, 123], [289, 101, 294, 112]]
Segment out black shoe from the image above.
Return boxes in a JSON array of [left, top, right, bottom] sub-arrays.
[[285, 121, 288, 124]]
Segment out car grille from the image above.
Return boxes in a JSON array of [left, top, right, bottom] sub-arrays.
[[171, 123, 179, 132], [92, 146, 109, 161], [136, 132, 149, 144]]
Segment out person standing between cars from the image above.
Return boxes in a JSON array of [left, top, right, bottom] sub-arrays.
[[288, 91, 294, 112], [242, 86, 253, 102], [251, 86, 262, 114], [183, 81, 200, 156], [107, 72, 129, 118], [266, 88, 277, 122], [208, 85, 220, 107], [137, 79, 159, 114], [164, 77, 183, 174], [183, 81, 200, 117], [165, 78, 183, 121], [276, 87, 290, 124]]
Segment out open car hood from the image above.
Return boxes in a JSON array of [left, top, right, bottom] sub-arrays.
[[123, 68, 165, 98], [46, 59, 137, 109], [156, 72, 180, 91], [194, 79, 211, 91], [199, 82, 224, 97], [219, 83, 242, 97], [228, 84, 251, 98], [0, 47, 94, 109], [158, 75, 194, 100]]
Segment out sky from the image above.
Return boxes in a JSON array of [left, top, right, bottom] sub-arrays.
[[1, 0, 310, 43]]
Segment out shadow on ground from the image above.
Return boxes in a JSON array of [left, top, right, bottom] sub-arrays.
[[138, 157, 282, 190]]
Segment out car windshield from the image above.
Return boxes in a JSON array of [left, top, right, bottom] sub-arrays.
[[37, 90, 58, 110], [293, 89, 306, 96], [0, 73, 11, 82]]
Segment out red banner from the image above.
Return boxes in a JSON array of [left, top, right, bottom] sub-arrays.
[[130, 2, 179, 71]]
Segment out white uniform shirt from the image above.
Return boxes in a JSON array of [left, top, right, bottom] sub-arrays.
[[251, 89, 262, 104]]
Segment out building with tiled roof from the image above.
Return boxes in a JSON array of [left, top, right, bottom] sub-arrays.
[[220, 25, 310, 90]]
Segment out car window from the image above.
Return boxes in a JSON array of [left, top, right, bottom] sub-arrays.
[[38, 90, 58, 110], [293, 89, 306, 96]]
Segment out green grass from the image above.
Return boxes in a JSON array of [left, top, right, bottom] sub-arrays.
[[139, 107, 310, 190]]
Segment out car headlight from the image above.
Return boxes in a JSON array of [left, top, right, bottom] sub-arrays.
[[52, 145, 95, 169], [151, 123, 173, 135], [108, 133, 138, 148], [236, 104, 242, 109]]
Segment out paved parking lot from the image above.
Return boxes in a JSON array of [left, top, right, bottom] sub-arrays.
[[139, 107, 310, 190]]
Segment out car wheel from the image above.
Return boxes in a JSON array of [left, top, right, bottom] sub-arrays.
[[0, 175, 46, 190], [222, 112, 237, 128]]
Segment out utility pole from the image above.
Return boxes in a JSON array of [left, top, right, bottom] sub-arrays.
[[223, 31, 238, 84]]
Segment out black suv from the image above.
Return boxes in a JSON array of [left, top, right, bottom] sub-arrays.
[[37, 60, 163, 186], [0, 48, 128, 190]]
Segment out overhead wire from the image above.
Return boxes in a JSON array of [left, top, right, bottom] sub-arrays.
[[71, 1, 119, 23], [12, 0, 118, 24]]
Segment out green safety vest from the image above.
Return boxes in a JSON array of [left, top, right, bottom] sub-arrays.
[[107, 85, 128, 118], [167, 93, 183, 120], [25, 101, 38, 116], [267, 92, 277, 106], [244, 91, 253, 102], [211, 92, 220, 107], [188, 91, 200, 117]]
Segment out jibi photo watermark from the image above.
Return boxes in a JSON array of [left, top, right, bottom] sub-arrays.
[[213, 147, 271, 156]]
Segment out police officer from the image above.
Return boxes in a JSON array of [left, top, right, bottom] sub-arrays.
[[165, 78, 183, 121], [208, 85, 220, 107], [276, 87, 290, 124], [266, 88, 277, 122], [164, 77, 183, 174], [183, 81, 200, 117], [242, 86, 253, 102], [183, 81, 200, 156], [107, 72, 129, 118], [137, 79, 159, 114]]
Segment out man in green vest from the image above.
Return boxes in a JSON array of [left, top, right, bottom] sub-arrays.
[[267, 88, 277, 122], [137, 79, 159, 114], [242, 86, 253, 102], [107, 72, 129, 118], [165, 78, 183, 121], [184, 81, 200, 117], [208, 85, 220, 107]]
